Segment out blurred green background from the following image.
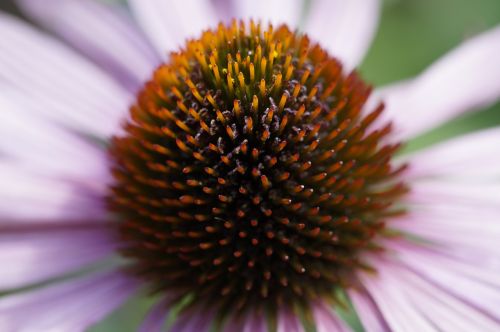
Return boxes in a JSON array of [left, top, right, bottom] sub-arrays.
[[0, 0, 498, 331]]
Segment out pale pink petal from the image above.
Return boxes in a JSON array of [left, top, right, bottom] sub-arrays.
[[392, 201, 500, 252], [232, 0, 301, 27], [312, 301, 352, 332], [0, 81, 123, 142], [304, 0, 381, 70], [375, 25, 500, 139], [169, 307, 214, 332], [0, 95, 109, 222], [0, 164, 108, 222], [129, 0, 218, 56], [0, 224, 118, 290], [387, 242, 500, 322], [0, 13, 131, 138], [359, 253, 499, 331], [358, 263, 444, 331], [348, 290, 390, 332], [396, 192, 500, 254], [277, 308, 304, 332], [0, 92, 110, 185], [223, 311, 267, 332], [400, 275, 498, 332], [210, 0, 236, 24], [0, 269, 139, 332], [139, 297, 171, 332], [407, 180, 500, 207], [402, 127, 500, 180], [17, 0, 159, 92]]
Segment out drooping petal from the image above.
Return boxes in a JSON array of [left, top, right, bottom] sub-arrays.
[[277, 308, 305, 332], [0, 224, 118, 290], [358, 261, 446, 331], [0, 91, 110, 184], [402, 127, 500, 180], [348, 289, 390, 332], [0, 164, 107, 222], [0, 91, 111, 222], [389, 241, 500, 323], [0, 13, 131, 139], [391, 201, 500, 260], [304, 0, 381, 70], [223, 311, 267, 332], [232, 0, 302, 27], [17, 0, 160, 92], [358, 253, 500, 331], [391, 178, 500, 260], [0, 269, 139, 332], [378, 172, 500, 328], [406, 180, 500, 208], [128, 0, 219, 56], [210, 0, 237, 24], [312, 301, 352, 332], [375, 25, 500, 139]]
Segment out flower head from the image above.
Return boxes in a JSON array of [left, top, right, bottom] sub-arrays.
[[110, 21, 406, 319]]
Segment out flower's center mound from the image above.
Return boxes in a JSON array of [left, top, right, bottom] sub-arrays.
[[109, 21, 406, 321]]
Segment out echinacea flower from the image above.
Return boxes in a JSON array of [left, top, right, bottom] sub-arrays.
[[1, 0, 499, 331]]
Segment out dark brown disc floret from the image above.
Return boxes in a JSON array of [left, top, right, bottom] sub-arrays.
[[109, 21, 406, 321]]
